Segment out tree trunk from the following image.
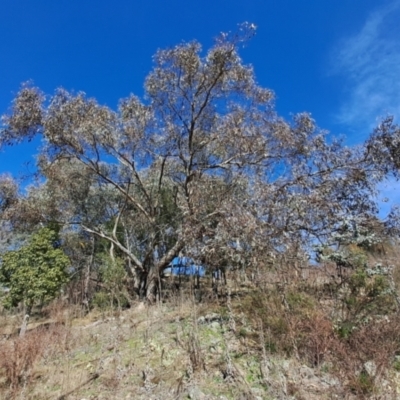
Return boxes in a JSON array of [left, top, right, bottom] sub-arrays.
[[130, 265, 158, 302], [146, 266, 160, 302], [129, 240, 184, 302], [19, 314, 30, 337], [82, 236, 95, 310]]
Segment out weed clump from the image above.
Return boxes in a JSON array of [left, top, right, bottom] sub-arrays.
[[0, 322, 67, 397]]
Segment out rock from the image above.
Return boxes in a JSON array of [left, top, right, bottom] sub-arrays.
[[321, 374, 340, 387], [148, 341, 159, 352], [205, 313, 222, 322], [299, 365, 314, 378], [252, 388, 265, 398], [198, 313, 222, 324], [197, 316, 206, 324], [281, 360, 291, 371], [187, 385, 207, 399], [364, 360, 377, 377], [136, 302, 146, 311], [209, 321, 221, 331]]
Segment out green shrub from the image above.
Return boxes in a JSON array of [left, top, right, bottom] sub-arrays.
[[91, 255, 130, 310], [352, 371, 375, 396], [286, 291, 315, 315], [0, 228, 70, 313]]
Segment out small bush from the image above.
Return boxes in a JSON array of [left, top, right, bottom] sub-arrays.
[[329, 315, 400, 397], [0, 333, 44, 390], [393, 357, 400, 371], [349, 371, 375, 396], [336, 320, 356, 339], [286, 290, 315, 315], [91, 256, 131, 310], [296, 312, 335, 367], [0, 322, 67, 395], [92, 290, 112, 310], [237, 288, 318, 358]]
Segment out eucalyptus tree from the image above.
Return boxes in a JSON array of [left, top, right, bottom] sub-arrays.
[[1, 24, 399, 300]]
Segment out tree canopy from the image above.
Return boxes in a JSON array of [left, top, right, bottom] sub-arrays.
[[1, 24, 400, 301]]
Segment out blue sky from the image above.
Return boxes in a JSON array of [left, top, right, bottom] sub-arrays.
[[1, 0, 400, 211]]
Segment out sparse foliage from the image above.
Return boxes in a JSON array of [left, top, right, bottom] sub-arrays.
[[1, 24, 400, 303]]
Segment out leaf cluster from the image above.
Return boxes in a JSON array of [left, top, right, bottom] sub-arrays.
[[0, 228, 70, 311]]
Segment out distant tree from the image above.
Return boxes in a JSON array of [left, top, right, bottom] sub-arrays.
[[0, 228, 70, 313], [0, 175, 18, 242], [1, 24, 400, 301]]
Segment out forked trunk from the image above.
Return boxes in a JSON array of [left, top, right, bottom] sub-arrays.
[[145, 267, 160, 302], [130, 240, 184, 302], [136, 265, 160, 302]]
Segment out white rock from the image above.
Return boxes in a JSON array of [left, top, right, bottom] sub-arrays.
[[364, 360, 377, 377]]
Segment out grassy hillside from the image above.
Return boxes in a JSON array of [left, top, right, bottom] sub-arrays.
[[1, 259, 400, 399]]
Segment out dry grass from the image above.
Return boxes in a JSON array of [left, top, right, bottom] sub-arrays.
[[0, 310, 70, 399], [232, 257, 400, 399], [1, 262, 400, 399]]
